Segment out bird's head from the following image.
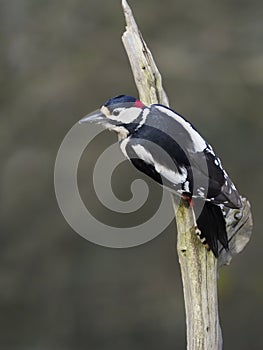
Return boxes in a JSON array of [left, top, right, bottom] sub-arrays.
[[79, 95, 146, 139]]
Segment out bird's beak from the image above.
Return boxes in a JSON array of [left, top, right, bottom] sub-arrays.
[[79, 109, 106, 124]]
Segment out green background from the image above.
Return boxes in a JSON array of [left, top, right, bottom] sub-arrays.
[[1, 0, 262, 349]]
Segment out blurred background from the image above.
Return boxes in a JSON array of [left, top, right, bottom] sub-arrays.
[[1, 0, 262, 349]]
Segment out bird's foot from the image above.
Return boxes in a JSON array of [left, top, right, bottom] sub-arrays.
[[195, 226, 207, 244]]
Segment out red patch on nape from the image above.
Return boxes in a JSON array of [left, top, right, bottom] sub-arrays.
[[134, 99, 145, 108]]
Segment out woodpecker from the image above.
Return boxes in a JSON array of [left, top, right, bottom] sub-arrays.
[[80, 95, 242, 257]]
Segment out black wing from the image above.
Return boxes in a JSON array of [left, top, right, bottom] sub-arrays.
[[122, 104, 241, 209]]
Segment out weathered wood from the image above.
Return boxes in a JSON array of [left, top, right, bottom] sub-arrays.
[[121, 0, 168, 106], [121, 1, 252, 349], [174, 199, 222, 350]]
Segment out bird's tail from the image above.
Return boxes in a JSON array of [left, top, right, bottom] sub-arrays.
[[196, 201, 228, 257]]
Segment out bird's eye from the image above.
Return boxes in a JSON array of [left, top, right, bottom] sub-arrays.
[[113, 109, 120, 116]]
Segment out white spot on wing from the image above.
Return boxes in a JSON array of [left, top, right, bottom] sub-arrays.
[[206, 146, 215, 156], [155, 105, 207, 152], [184, 181, 190, 193], [197, 188, 205, 197], [231, 182, 237, 190], [132, 144, 188, 184], [132, 144, 155, 163]]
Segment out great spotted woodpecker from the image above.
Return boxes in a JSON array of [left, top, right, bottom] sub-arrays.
[[80, 95, 242, 257]]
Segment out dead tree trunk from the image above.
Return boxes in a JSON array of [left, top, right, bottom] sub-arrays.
[[121, 1, 253, 349]]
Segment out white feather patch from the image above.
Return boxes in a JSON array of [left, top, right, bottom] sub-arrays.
[[120, 137, 130, 158], [132, 144, 187, 184], [155, 105, 207, 152], [137, 108, 150, 129]]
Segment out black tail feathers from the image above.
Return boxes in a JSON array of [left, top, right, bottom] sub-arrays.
[[196, 201, 228, 257]]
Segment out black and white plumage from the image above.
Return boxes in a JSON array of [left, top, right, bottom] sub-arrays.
[[80, 95, 242, 256]]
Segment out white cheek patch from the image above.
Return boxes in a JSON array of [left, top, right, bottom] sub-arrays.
[[110, 107, 142, 123]]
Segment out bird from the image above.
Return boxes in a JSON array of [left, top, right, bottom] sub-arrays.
[[79, 94, 242, 257]]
